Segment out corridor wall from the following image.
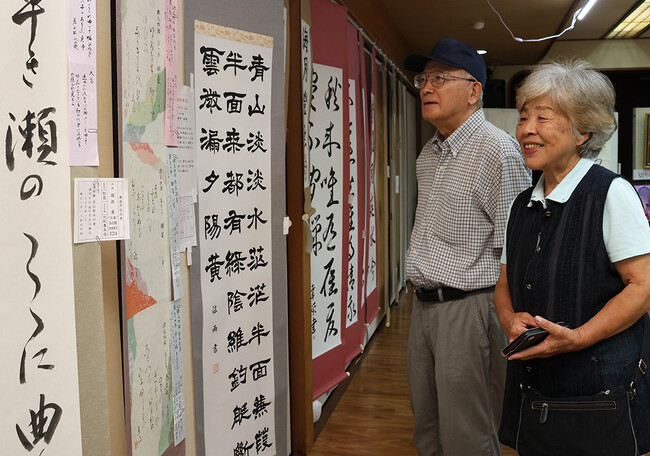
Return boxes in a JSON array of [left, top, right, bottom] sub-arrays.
[[0, 1, 417, 455]]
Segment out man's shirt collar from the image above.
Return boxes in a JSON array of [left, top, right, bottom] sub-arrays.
[[431, 109, 484, 157]]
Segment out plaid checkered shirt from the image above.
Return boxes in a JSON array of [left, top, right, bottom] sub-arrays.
[[405, 109, 531, 290]]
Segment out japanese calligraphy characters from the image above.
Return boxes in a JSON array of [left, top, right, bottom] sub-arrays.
[[346, 79, 359, 328], [300, 20, 312, 189], [164, 0, 178, 146], [310, 63, 344, 358], [68, 0, 98, 165], [1, 2, 83, 454], [12, 0, 44, 88], [120, 0, 177, 454], [365, 94, 378, 297], [195, 21, 276, 456]]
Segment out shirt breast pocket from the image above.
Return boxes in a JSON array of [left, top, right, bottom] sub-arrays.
[[430, 194, 469, 246]]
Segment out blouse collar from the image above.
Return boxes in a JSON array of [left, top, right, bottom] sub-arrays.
[[528, 158, 595, 209]]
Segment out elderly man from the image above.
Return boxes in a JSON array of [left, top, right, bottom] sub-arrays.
[[403, 38, 530, 455]]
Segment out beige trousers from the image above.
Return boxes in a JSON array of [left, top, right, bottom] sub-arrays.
[[407, 289, 507, 456]]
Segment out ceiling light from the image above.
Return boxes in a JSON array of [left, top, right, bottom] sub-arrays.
[[477, 50, 487, 55], [578, 0, 598, 20], [604, 0, 650, 39]]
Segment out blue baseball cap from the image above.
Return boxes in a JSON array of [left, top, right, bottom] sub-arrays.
[[404, 38, 486, 88]]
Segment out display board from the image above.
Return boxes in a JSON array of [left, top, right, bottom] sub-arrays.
[[388, 70, 401, 305], [117, 0, 184, 454], [402, 86, 417, 281], [183, 2, 289, 455]]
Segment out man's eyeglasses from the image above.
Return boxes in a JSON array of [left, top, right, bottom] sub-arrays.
[[413, 73, 477, 89]]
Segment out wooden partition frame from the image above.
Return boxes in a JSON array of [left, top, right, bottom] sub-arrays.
[[287, 1, 315, 455], [285, 2, 419, 453]]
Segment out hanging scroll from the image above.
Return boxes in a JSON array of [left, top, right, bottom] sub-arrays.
[[301, 18, 312, 192], [361, 43, 379, 324], [346, 85, 360, 329], [342, 23, 365, 363], [194, 20, 276, 456], [309, 60, 345, 358], [1, 2, 83, 454], [310, 0, 350, 399]]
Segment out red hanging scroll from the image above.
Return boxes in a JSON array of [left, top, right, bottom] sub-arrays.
[[310, 0, 350, 399], [340, 23, 366, 363]]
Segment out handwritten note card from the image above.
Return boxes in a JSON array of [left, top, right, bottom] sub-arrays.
[[169, 299, 186, 444], [164, 0, 179, 146], [177, 85, 197, 196], [68, 0, 99, 166]]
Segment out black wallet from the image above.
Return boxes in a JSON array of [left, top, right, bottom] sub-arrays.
[[501, 322, 566, 357]]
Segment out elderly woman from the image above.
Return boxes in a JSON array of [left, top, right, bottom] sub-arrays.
[[495, 59, 650, 454]]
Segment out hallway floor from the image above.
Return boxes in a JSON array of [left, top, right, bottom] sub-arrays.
[[308, 289, 518, 456]]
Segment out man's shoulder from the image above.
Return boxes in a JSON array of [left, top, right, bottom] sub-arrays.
[[469, 120, 521, 163], [479, 120, 519, 151]]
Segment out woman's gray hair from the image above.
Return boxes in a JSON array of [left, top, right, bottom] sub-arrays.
[[516, 59, 617, 159]]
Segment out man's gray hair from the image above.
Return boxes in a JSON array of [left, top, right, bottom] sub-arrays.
[[516, 59, 617, 159]]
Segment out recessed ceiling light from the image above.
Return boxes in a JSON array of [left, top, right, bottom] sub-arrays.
[[477, 50, 488, 55], [604, 0, 650, 39]]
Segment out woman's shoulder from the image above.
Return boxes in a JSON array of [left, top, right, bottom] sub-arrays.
[[589, 162, 619, 178], [607, 176, 643, 207]]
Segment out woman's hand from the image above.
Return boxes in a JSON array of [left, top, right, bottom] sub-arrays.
[[507, 316, 584, 360], [500, 311, 538, 342]]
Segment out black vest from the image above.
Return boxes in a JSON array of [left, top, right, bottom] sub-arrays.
[[499, 164, 650, 450], [506, 164, 623, 327]]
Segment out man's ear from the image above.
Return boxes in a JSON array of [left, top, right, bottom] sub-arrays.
[[469, 82, 482, 105]]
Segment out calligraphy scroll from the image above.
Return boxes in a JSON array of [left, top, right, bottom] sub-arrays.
[[360, 42, 380, 324], [310, 61, 345, 358], [342, 23, 365, 363], [0, 2, 83, 454], [301, 18, 312, 193], [310, 0, 350, 399], [194, 21, 276, 456]]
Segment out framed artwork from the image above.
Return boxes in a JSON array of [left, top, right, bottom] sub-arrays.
[[643, 114, 650, 169], [634, 184, 650, 221]]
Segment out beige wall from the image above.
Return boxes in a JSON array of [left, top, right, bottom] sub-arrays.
[[492, 39, 650, 107], [545, 39, 650, 70]]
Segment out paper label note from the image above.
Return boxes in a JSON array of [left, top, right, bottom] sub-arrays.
[[74, 178, 130, 243]]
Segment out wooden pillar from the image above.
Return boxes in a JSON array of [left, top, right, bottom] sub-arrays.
[[286, 0, 314, 454]]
